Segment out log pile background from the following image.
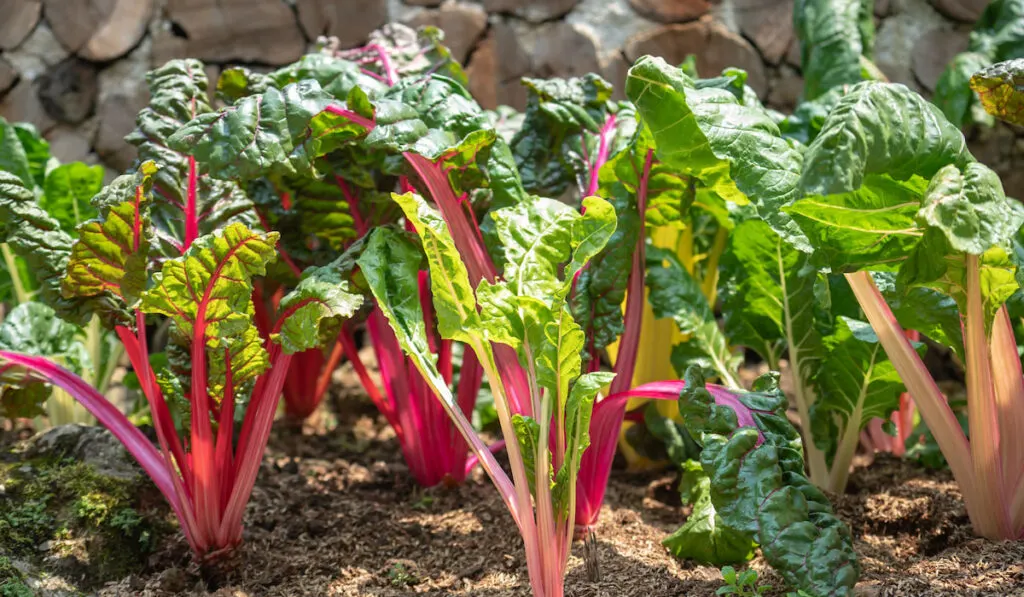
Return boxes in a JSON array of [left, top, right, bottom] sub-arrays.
[[0, 0, 1021, 197]]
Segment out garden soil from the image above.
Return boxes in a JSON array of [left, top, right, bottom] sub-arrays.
[[19, 357, 1024, 596]]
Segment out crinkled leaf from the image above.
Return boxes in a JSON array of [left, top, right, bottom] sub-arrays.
[[794, 0, 877, 100], [273, 266, 363, 354], [800, 82, 972, 199], [169, 81, 372, 180], [267, 52, 389, 100], [63, 163, 157, 308], [625, 56, 808, 250], [679, 369, 860, 597], [0, 171, 78, 316], [871, 272, 964, 358], [360, 23, 467, 86], [510, 74, 616, 196], [127, 59, 256, 257], [0, 302, 90, 375], [916, 162, 1023, 255], [662, 459, 756, 565], [41, 163, 104, 234], [969, 58, 1024, 126]]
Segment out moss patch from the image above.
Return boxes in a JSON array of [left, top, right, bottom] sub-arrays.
[[0, 455, 169, 589], [0, 556, 32, 597]]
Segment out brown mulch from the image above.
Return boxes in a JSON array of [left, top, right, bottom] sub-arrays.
[[86, 380, 1024, 597]]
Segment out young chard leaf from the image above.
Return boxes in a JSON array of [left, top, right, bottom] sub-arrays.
[[40, 163, 104, 234]]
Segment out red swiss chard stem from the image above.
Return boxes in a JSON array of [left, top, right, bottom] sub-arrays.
[[184, 156, 199, 252], [585, 114, 617, 197]]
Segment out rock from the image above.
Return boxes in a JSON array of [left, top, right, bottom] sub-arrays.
[[625, 19, 768, 97], [492, 20, 532, 109], [568, 0, 659, 53], [767, 66, 803, 110], [25, 424, 138, 479], [466, 33, 497, 109], [405, 0, 442, 5], [46, 124, 93, 163], [627, 0, 709, 23], [785, 37, 801, 68], [873, 3, 948, 92], [911, 27, 970, 91], [43, 0, 154, 61], [295, 0, 388, 49], [0, 78, 56, 133], [95, 38, 150, 170], [875, 0, 891, 17], [531, 21, 601, 80], [154, 0, 306, 66], [733, 0, 794, 65], [94, 95, 141, 170], [0, 0, 42, 51], [4, 24, 69, 81], [600, 52, 629, 100], [404, 2, 488, 64], [482, 0, 580, 23], [929, 0, 988, 22], [37, 57, 98, 124], [0, 56, 18, 96]]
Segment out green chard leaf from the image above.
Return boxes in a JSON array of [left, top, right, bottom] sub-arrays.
[[969, 58, 1024, 126], [0, 302, 90, 374], [357, 226, 453, 398], [509, 74, 617, 196], [273, 266, 363, 354], [662, 459, 756, 565], [720, 219, 820, 376], [63, 163, 157, 310], [140, 223, 279, 394], [899, 163, 1023, 326], [0, 302, 91, 420], [0, 117, 37, 189], [41, 163, 104, 234], [168, 80, 373, 181], [794, 0, 877, 101], [0, 171, 77, 317], [816, 317, 917, 458], [789, 82, 974, 272], [647, 252, 741, 385], [678, 369, 860, 597], [625, 56, 808, 250]]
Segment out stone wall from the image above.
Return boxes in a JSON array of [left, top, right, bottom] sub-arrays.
[[0, 0, 1021, 195]]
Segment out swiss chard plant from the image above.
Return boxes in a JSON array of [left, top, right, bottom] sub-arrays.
[[165, 26, 519, 486], [0, 117, 119, 426], [624, 55, 917, 497], [0, 57, 363, 561], [790, 59, 1024, 540]]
